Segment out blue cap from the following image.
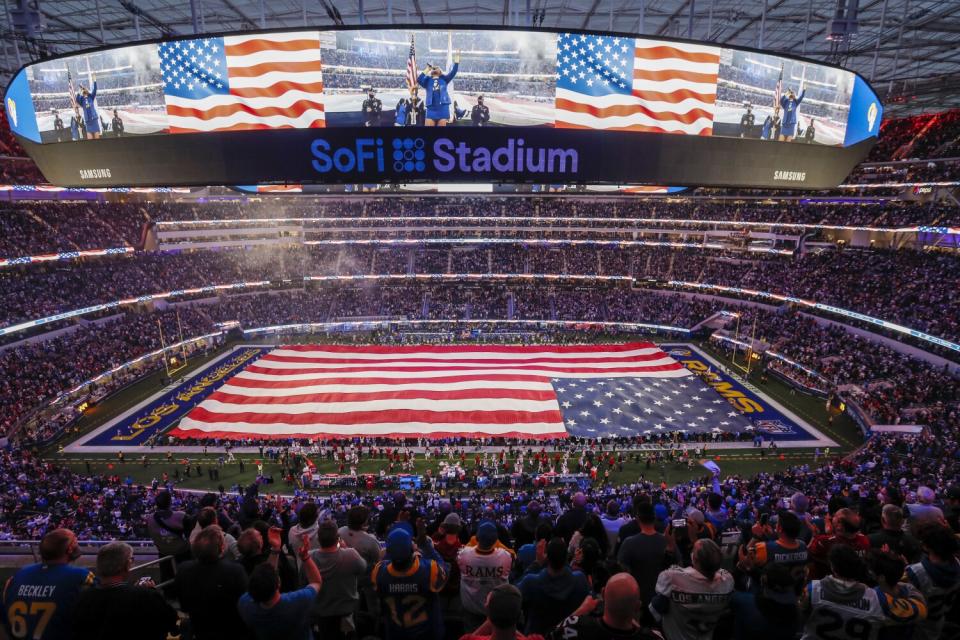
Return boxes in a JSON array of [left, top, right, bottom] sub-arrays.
[[517, 544, 536, 568], [654, 503, 669, 521], [477, 521, 499, 549], [386, 527, 413, 561]]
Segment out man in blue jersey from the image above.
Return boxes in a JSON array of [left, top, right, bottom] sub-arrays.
[[372, 521, 448, 640], [2, 528, 95, 640]]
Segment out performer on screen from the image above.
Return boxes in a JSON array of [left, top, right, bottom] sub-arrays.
[[69, 112, 85, 141], [409, 89, 425, 126], [739, 103, 754, 138], [417, 50, 460, 126], [362, 89, 383, 127], [52, 110, 65, 142], [778, 87, 805, 142], [111, 109, 125, 137], [803, 118, 816, 144], [471, 95, 490, 127], [761, 108, 781, 141], [75, 75, 101, 140]]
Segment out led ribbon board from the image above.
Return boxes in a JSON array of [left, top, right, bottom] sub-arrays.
[[5, 26, 881, 188]]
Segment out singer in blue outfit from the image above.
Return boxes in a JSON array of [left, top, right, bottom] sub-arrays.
[[417, 51, 460, 126], [75, 75, 101, 140], [778, 87, 805, 142]]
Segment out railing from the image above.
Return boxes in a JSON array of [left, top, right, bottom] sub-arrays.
[[0, 540, 157, 562]]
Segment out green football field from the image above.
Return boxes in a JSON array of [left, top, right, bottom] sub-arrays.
[[42, 338, 862, 492]]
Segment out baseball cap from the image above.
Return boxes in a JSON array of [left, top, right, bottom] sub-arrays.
[[686, 508, 705, 526], [487, 584, 523, 629], [442, 513, 462, 533], [654, 503, 669, 521], [386, 528, 413, 562], [477, 522, 499, 549], [791, 492, 809, 513]]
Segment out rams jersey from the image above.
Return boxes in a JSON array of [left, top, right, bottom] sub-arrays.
[[2, 563, 95, 640], [650, 565, 734, 640], [752, 539, 809, 590], [372, 555, 447, 640], [905, 559, 960, 640], [801, 579, 926, 640]]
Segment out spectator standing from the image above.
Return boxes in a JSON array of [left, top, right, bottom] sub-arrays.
[[175, 526, 249, 640], [650, 539, 733, 640], [601, 500, 630, 555], [618, 503, 678, 620], [73, 541, 178, 640], [372, 523, 449, 640], [1, 529, 95, 640], [555, 493, 589, 543], [904, 526, 960, 640], [145, 491, 191, 570], [516, 537, 590, 635], [729, 563, 798, 640], [458, 521, 514, 631], [237, 537, 323, 640], [512, 501, 545, 550], [869, 504, 922, 563], [288, 502, 320, 570], [551, 573, 664, 640], [338, 505, 382, 569], [308, 519, 367, 640], [459, 584, 543, 640], [807, 508, 870, 580], [905, 487, 946, 535], [800, 545, 888, 640]]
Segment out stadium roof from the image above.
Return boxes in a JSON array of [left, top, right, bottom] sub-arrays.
[[3, 0, 960, 114]]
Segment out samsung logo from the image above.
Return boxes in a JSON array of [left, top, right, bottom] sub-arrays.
[[773, 170, 806, 182], [79, 168, 112, 180]]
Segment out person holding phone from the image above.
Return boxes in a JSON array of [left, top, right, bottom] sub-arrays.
[[306, 520, 367, 640], [237, 532, 323, 640]]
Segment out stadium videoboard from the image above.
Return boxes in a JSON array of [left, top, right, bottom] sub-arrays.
[[4, 26, 882, 189]]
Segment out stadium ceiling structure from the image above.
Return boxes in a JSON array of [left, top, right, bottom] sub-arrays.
[[2, 0, 960, 114]]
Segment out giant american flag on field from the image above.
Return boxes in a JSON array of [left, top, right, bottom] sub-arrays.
[[170, 342, 753, 440], [554, 33, 721, 135], [159, 32, 325, 133]]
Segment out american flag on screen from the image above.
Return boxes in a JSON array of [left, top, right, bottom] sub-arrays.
[[405, 37, 418, 91], [555, 33, 720, 135], [159, 32, 325, 133], [773, 63, 784, 109], [167, 342, 754, 441]]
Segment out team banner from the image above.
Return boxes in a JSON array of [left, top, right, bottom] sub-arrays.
[[5, 27, 881, 188]]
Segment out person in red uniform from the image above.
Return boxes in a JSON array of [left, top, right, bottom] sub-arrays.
[[807, 508, 870, 580]]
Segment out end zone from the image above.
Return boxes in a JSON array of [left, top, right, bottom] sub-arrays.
[[662, 343, 837, 448]]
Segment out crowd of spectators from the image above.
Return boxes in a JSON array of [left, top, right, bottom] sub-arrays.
[[867, 109, 960, 162], [7, 243, 958, 352], [0, 308, 212, 439], [3, 422, 960, 640], [0, 201, 148, 256]]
